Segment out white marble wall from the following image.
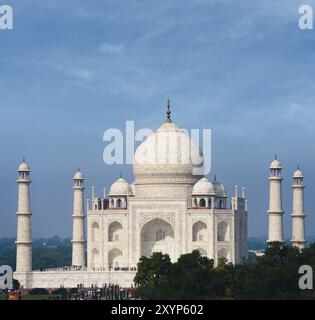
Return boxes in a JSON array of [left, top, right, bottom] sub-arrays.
[[268, 177, 284, 242], [16, 178, 32, 272], [14, 271, 136, 289], [291, 184, 305, 248], [86, 196, 248, 269], [72, 186, 86, 267]]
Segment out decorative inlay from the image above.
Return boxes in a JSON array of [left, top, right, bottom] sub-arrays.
[[139, 212, 175, 227]]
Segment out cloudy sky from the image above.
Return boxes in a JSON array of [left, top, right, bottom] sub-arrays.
[[0, 0, 315, 238]]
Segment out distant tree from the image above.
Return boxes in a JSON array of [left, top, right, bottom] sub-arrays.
[[46, 235, 62, 247], [0, 240, 16, 268], [29, 288, 49, 295], [13, 279, 20, 291], [52, 288, 68, 299], [0, 237, 72, 270], [32, 245, 71, 269], [70, 287, 78, 295]]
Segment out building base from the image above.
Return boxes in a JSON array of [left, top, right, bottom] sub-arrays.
[[14, 270, 136, 289]]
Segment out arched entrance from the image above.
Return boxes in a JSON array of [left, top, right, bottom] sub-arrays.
[[91, 222, 99, 242], [92, 248, 100, 268], [108, 221, 122, 242], [192, 221, 207, 242], [140, 218, 175, 261], [108, 248, 123, 268], [217, 221, 228, 241]]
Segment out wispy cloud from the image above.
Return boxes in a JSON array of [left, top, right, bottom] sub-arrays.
[[67, 68, 95, 81], [1, 0, 315, 238], [99, 43, 125, 54]]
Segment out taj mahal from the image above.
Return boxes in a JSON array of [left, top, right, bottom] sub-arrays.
[[13, 104, 306, 289]]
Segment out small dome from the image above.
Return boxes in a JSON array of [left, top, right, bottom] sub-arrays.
[[109, 178, 129, 196], [293, 169, 303, 178], [192, 177, 214, 195], [270, 159, 282, 169], [73, 170, 84, 180], [18, 162, 30, 172], [213, 181, 226, 197], [192, 177, 226, 197]]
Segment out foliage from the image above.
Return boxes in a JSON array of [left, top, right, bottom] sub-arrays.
[[0, 237, 72, 269], [165, 251, 215, 299], [52, 288, 68, 299], [29, 288, 49, 295], [134, 252, 172, 299], [13, 279, 20, 290], [135, 243, 315, 300], [247, 237, 267, 250], [21, 294, 61, 300], [32, 245, 71, 269], [70, 287, 78, 294]]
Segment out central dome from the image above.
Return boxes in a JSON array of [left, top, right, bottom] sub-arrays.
[[133, 120, 204, 184]]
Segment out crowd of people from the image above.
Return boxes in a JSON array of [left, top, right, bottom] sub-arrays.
[[37, 266, 137, 272], [62, 284, 135, 300], [37, 265, 85, 272]]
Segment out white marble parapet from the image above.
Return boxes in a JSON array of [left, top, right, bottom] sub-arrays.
[[14, 270, 136, 289]]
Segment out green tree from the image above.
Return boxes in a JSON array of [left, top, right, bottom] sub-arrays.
[[134, 252, 172, 299], [29, 288, 49, 295], [134, 243, 315, 300], [52, 288, 68, 299], [166, 250, 215, 300], [13, 279, 20, 291]]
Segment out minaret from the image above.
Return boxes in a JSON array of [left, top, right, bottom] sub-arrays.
[[291, 167, 306, 249], [71, 169, 86, 267], [267, 156, 284, 243], [16, 159, 32, 272]]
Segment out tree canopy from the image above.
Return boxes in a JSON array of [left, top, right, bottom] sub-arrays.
[[134, 243, 315, 300]]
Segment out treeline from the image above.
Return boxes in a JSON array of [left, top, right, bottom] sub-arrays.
[[0, 236, 266, 270], [0, 236, 71, 269], [134, 243, 315, 300]]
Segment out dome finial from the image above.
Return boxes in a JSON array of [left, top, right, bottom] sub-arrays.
[[165, 99, 172, 123], [22, 157, 25, 163], [214, 174, 217, 182], [297, 165, 300, 170], [275, 154, 277, 160]]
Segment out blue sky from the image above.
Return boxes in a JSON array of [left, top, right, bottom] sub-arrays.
[[0, 0, 315, 238]]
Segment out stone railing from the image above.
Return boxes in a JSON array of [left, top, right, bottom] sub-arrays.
[[33, 266, 87, 272]]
